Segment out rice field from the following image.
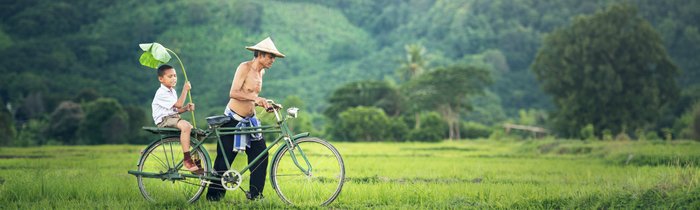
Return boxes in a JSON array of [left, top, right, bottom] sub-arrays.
[[0, 139, 699, 209]]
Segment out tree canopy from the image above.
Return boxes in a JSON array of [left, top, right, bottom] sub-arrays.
[[532, 3, 680, 137]]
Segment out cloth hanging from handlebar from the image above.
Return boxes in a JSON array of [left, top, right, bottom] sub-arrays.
[[225, 108, 263, 152]]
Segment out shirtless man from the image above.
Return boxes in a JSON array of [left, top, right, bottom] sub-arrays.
[[206, 37, 285, 201]]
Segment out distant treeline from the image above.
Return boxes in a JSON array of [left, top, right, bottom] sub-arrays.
[[0, 0, 699, 145]]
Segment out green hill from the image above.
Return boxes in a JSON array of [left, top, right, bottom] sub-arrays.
[[1, 0, 698, 129]]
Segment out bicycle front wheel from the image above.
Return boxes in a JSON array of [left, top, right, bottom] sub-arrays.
[[270, 137, 345, 206], [136, 137, 210, 203]]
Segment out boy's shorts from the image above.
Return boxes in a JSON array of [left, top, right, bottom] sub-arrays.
[[157, 114, 181, 128]]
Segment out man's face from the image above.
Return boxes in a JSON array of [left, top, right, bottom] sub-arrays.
[[260, 53, 276, 69], [158, 69, 177, 88]]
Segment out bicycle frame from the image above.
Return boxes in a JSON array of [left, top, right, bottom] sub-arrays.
[[128, 107, 313, 186]]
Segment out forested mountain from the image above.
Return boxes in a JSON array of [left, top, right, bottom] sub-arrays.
[[1, 0, 698, 143]]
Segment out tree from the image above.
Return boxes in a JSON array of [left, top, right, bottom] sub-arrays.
[[124, 105, 149, 144], [329, 106, 394, 141], [396, 43, 430, 129], [324, 81, 403, 119], [78, 98, 129, 144], [406, 64, 491, 140], [531, 4, 680, 137], [396, 43, 429, 82], [47, 101, 84, 144]]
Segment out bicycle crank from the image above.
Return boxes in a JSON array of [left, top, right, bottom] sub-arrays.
[[221, 169, 243, 191]]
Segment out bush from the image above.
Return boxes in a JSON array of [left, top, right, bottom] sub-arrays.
[[634, 128, 661, 141], [675, 102, 700, 140], [580, 124, 597, 141], [461, 121, 492, 139], [78, 98, 128, 144], [124, 106, 150, 144], [329, 106, 393, 141], [644, 131, 661, 141], [47, 101, 84, 144], [408, 128, 442, 142], [602, 129, 614, 141], [406, 112, 447, 142], [14, 118, 48, 146], [387, 118, 409, 141]]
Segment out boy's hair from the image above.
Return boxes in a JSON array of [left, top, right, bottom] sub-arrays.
[[157, 64, 174, 77]]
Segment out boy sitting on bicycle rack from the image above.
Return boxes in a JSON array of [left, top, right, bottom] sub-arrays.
[[151, 64, 202, 174]]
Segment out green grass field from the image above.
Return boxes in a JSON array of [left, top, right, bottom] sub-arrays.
[[1, 139, 699, 209]]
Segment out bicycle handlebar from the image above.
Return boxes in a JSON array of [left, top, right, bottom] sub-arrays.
[[265, 100, 283, 112]]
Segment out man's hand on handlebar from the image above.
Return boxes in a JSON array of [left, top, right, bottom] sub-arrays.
[[265, 100, 283, 113], [257, 98, 282, 113], [255, 97, 271, 110]]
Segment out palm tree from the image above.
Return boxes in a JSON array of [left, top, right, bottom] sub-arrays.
[[397, 43, 429, 129], [397, 44, 428, 82]]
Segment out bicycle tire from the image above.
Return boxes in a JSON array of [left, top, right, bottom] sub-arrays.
[[270, 137, 345, 206], [136, 137, 209, 203]]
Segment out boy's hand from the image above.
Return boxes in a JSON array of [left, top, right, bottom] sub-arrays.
[[187, 103, 195, 111], [183, 81, 192, 92]]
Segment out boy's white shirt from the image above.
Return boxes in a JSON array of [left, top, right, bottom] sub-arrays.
[[151, 84, 178, 125]]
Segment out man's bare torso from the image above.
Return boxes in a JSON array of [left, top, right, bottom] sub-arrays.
[[227, 61, 264, 117]]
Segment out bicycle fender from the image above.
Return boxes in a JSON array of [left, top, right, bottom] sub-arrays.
[[291, 132, 310, 140]]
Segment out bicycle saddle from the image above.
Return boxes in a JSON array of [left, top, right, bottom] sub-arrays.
[[206, 115, 231, 126]]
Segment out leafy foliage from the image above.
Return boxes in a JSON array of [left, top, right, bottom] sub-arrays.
[[406, 112, 448, 142], [532, 4, 680, 137], [404, 64, 492, 139], [328, 106, 404, 141], [47, 101, 84, 144], [78, 98, 129, 144], [324, 81, 402, 119]]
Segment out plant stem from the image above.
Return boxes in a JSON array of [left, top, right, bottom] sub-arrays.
[[166, 48, 196, 128]]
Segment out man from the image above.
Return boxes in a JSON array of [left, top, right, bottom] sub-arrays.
[[206, 37, 285, 201]]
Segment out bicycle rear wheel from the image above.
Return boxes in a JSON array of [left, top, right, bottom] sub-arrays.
[[136, 137, 209, 203], [270, 137, 345, 206]]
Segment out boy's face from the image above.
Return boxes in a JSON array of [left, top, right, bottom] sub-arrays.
[[158, 68, 177, 88]]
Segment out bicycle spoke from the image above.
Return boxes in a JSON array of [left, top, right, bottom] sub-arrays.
[[150, 152, 170, 170]]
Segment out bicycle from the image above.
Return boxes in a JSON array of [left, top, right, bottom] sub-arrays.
[[127, 100, 345, 206]]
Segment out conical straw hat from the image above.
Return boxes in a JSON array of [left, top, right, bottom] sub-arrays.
[[245, 37, 285, 58]]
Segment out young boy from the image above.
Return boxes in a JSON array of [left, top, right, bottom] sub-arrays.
[[151, 64, 200, 173]]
